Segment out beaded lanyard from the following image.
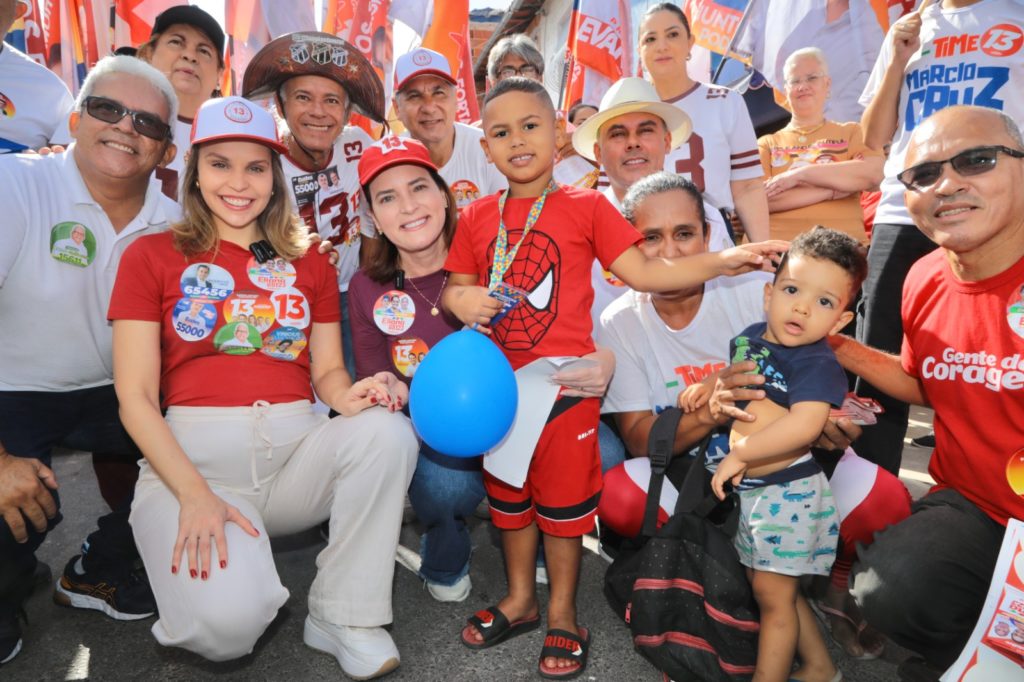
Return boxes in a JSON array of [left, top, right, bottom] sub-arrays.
[[488, 180, 559, 290]]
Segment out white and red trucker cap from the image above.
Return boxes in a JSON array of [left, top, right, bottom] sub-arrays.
[[190, 96, 288, 155], [394, 48, 457, 93]]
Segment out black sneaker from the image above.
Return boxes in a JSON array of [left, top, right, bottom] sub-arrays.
[[0, 605, 25, 665], [911, 433, 936, 448], [53, 556, 156, 621]]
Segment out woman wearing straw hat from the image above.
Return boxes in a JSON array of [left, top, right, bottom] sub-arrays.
[[110, 96, 417, 679]]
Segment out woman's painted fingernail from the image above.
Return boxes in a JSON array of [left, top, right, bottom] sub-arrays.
[[220, 560, 226, 569], [189, 569, 197, 579], [201, 571, 208, 580], [171, 565, 178, 574], [370, 396, 378, 404]]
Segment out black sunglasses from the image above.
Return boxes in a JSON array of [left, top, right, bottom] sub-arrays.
[[897, 145, 1024, 191], [82, 96, 172, 141]]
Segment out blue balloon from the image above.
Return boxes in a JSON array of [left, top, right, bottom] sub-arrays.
[[410, 329, 518, 457]]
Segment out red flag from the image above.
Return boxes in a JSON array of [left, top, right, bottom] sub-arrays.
[[113, 0, 185, 49], [421, 0, 478, 124], [324, 0, 391, 136], [560, 0, 631, 111]]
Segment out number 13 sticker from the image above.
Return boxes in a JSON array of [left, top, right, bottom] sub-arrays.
[[270, 288, 310, 329]]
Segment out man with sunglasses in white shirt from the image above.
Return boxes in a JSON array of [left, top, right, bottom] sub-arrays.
[[831, 105, 1024, 682], [0, 55, 179, 665]]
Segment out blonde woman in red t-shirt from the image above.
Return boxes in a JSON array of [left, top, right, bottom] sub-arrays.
[[109, 96, 417, 679]]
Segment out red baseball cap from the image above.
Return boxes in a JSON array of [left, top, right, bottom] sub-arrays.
[[358, 135, 438, 187], [393, 48, 457, 93]]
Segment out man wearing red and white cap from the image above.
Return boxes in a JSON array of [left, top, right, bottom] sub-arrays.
[[0, 0, 73, 153], [393, 47, 505, 210]]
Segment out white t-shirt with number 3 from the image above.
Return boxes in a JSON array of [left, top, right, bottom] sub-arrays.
[[662, 82, 763, 213]]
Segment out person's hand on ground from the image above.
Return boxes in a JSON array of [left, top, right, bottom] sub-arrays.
[[0, 452, 59, 542]]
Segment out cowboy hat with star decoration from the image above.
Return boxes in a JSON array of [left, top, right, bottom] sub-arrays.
[[242, 32, 386, 124]]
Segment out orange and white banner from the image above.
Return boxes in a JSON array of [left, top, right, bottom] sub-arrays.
[[324, 0, 391, 134], [421, 0, 477, 124], [560, 0, 631, 111]]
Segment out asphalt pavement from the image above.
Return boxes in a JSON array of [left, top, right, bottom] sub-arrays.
[[3, 408, 938, 681]]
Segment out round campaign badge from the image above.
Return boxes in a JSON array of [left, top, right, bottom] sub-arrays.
[[450, 179, 481, 206], [1006, 447, 1024, 496], [213, 321, 262, 355], [1007, 284, 1024, 340], [49, 222, 97, 268], [171, 298, 217, 342], [261, 326, 308, 361], [373, 290, 415, 335], [269, 287, 311, 329], [390, 337, 430, 377], [223, 290, 276, 333], [179, 262, 235, 301], [247, 256, 297, 291]]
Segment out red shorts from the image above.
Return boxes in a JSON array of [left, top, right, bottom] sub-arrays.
[[484, 396, 602, 537]]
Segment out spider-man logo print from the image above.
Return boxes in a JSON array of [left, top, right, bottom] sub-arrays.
[[486, 229, 559, 350]]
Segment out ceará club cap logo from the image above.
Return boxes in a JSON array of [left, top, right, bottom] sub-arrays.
[[224, 101, 253, 124]]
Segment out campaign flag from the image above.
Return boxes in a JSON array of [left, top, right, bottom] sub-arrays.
[[5, 0, 48, 64], [682, 0, 744, 83], [112, 0, 185, 51], [324, 0, 391, 135], [560, 0, 631, 111], [223, 0, 315, 96], [421, 0, 478, 123]]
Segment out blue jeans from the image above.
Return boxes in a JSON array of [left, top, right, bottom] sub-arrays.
[[407, 444, 485, 586], [340, 290, 355, 377], [598, 420, 626, 474]]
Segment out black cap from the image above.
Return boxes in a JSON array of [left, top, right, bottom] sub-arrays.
[[113, 45, 138, 57], [151, 6, 225, 57]]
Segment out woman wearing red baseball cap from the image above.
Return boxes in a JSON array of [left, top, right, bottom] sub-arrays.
[[108, 96, 417, 679], [349, 135, 485, 603]]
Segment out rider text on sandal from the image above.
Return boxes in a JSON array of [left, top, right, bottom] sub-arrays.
[[538, 627, 590, 680]]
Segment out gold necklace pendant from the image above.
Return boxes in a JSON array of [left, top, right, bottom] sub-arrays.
[[431, 306, 439, 316]]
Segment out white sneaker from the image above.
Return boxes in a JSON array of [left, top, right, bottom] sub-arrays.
[[303, 615, 400, 680], [535, 565, 548, 585], [425, 574, 471, 602]]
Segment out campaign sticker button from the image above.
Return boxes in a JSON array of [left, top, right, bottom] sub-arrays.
[[373, 290, 415, 335], [223, 290, 276, 333], [247, 256, 296, 291], [390, 337, 429, 378], [180, 262, 234, 301], [262, 326, 308, 361], [270, 287, 311, 330], [49, 222, 96, 268], [172, 298, 217, 342], [214, 321, 261, 355]]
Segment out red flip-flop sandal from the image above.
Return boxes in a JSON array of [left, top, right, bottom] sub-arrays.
[[461, 606, 541, 650]]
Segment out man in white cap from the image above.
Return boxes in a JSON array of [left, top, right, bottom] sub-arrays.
[[0, 0, 73, 153], [393, 47, 505, 208], [571, 77, 738, 322], [243, 32, 388, 372]]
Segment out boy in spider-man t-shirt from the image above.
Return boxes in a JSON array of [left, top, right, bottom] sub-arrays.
[[442, 76, 788, 679]]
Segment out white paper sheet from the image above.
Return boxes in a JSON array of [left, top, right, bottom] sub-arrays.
[[483, 357, 591, 487]]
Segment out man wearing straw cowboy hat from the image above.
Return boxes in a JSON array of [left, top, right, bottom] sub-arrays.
[[571, 76, 737, 322], [243, 32, 388, 373]]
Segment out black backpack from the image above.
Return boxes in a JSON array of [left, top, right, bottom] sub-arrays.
[[604, 408, 760, 681]]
